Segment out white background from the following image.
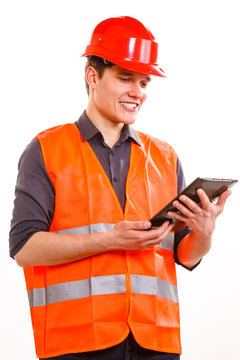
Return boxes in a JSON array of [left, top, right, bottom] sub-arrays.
[[1, 1, 239, 359]]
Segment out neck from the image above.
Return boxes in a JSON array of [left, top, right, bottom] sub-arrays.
[[86, 105, 124, 149]]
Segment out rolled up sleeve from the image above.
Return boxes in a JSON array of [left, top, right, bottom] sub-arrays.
[[9, 139, 55, 258]]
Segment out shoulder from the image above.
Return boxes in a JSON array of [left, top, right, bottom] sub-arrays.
[[135, 130, 177, 161], [36, 123, 77, 141], [17, 138, 54, 193], [18, 138, 43, 170], [36, 123, 80, 160]]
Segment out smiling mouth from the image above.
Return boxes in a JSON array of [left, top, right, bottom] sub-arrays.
[[120, 102, 139, 109]]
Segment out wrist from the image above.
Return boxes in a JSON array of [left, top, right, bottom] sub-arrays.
[[177, 231, 212, 267], [189, 230, 212, 248], [97, 229, 118, 252]]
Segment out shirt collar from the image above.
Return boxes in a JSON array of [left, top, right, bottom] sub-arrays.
[[76, 111, 142, 146]]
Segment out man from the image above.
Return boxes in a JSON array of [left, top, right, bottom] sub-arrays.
[[9, 16, 231, 360]]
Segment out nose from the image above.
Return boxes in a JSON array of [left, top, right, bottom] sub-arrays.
[[128, 82, 145, 99]]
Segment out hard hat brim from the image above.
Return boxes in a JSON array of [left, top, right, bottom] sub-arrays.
[[82, 46, 166, 78], [110, 58, 166, 78]]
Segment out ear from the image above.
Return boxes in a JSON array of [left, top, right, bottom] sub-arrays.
[[85, 66, 98, 92]]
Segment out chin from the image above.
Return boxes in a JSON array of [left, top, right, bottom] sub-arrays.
[[124, 118, 136, 125], [120, 113, 138, 125]]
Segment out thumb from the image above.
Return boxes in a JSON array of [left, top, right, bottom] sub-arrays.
[[217, 190, 232, 211], [132, 220, 152, 230]]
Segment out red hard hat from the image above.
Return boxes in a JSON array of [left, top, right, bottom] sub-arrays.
[[82, 16, 166, 77]]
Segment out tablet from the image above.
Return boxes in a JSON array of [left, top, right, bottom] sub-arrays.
[[150, 177, 238, 228]]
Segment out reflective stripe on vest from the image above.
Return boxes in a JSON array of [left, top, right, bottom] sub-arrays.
[[28, 274, 178, 308], [55, 223, 115, 235], [131, 274, 178, 303], [27, 274, 126, 308], [55, 224, 175, 251]]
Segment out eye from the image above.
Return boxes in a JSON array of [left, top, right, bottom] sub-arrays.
[[120, 77, 130, 82], [141, 81, 148, 88]]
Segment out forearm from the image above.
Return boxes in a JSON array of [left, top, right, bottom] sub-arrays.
[[14, 220, 174, 267], [177, 231, 212, 268], [14, 231, 111, 267]]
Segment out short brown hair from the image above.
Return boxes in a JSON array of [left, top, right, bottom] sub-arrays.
[[85, 56, 115, 95]]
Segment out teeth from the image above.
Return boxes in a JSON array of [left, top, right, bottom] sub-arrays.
[[120, 102, 138, 109]]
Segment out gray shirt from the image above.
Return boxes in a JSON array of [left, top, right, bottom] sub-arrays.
[[9, 111, 193, 268]]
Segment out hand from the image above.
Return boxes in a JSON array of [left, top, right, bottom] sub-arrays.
[[167, 189, 232, 239], [110, 220, 174, 251]]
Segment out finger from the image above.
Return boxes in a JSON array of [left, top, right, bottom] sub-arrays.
[[144, 223, 174, 246], [159, 222, 175, 238], [197, 189, 211, 209], [140, 221, 172, 240], [142, 223, 174, 246], [172, 200, 194, 217], [178, 195, 201, 213], [216, 190, 232, 210], [167, 210, 186, 223], [151, 221, 173, 235]]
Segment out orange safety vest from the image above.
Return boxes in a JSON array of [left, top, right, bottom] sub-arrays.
[[24, 123, 181, 358]]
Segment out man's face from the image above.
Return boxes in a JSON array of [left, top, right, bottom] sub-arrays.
[[90, 65, 151, 125]]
